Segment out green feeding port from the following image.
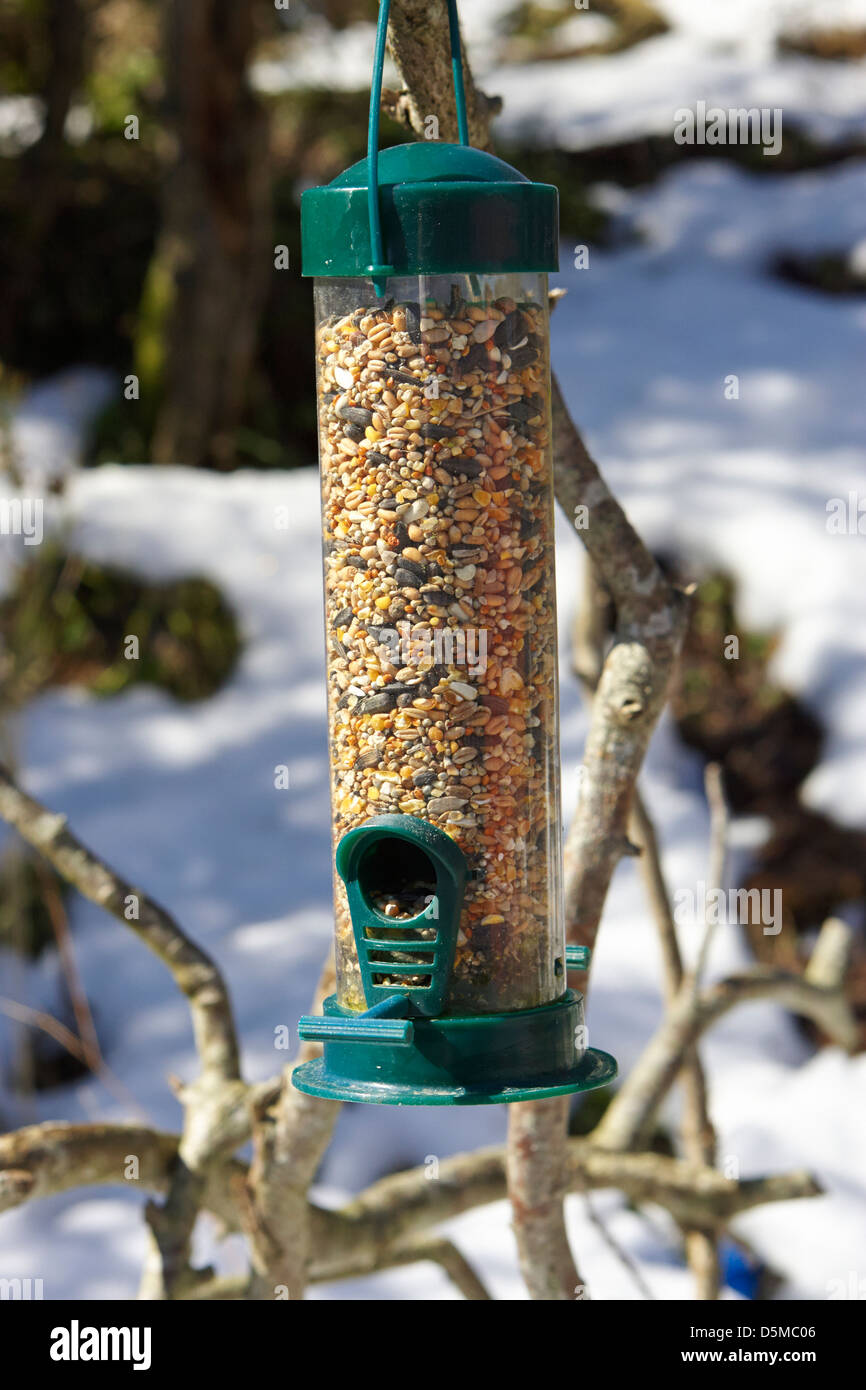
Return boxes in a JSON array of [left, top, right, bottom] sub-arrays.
[[291, 0, 617, 1107], [338, 816, 466, 1017], [294, 816, 617, 1106]]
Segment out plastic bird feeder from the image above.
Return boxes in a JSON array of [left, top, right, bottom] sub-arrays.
[[292, 0, 616, 1106]]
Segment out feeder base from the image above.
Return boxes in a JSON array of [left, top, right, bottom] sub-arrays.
[[291, 990, 617, 1107]]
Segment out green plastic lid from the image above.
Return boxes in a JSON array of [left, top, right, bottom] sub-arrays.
[[301, 141, 559, 279]]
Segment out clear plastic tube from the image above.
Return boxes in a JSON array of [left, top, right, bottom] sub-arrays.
[[315, 272, 564, 1015]]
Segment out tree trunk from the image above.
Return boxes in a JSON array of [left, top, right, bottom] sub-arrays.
[[150, 0, 271, 469]]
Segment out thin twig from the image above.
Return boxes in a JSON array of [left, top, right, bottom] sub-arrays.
[[577, 554, 719, 1296], [36, 860, 102, 1068], [694, 763, 728, 988], [313, 1232, 493, 1300], [241, 950, 341, 1301], [0, 997, 147, 1118], [581, 1189, 655, 1301], [629, 789, 720, 1297], [0, 997, 89, 1065], [594, 918, 856, 1153], [0, 764, 240, 1084], [0, 762, 246, 1299], [0, 1120, 822, 1262]]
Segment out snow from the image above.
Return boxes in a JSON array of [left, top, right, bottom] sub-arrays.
[[250, 0, 866, 151], [2, 0, 866, 1302], [0, 95, 43, 154], [9, 368, 115, 490], [551, 156, 866, 828]]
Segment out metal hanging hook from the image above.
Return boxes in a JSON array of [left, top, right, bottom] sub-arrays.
[[366, 0, 470, 295]]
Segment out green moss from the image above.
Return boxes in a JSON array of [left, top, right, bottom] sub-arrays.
[[85, 49, 161, 138], [669, 568, 823, 818], [500, 0, 668, 56], [0, 850, 65, 958], [0, 542, 241, 706], [500, 2, 573, 43], [773, 249, 866, 298], [134, 251, 175, 393], [87, 393, 158, 467]]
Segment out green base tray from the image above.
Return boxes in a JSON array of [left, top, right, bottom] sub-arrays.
[[292, 990, 617, 1107], [292, 1045, 617, 1106]]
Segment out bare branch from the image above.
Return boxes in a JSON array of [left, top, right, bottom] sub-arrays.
[[0, 996, 91, 1067], [804, 916, 853, 989], [386, 0, 690, 1302], [313, 1231, 492, 1300], [629, 787, 720, 1298], [384, 1, 689, 1301], [1, 1120, 822, 1291], [506, 1099, 584, 1300], [0, 764, 240, 1085], [0, 762, 248, 1299], [0, 1121, 241, 1225], [594, 919, 857, 1152], [36, 858, 102, 1072], [310, 1140, 821, 1281], [553, 377, 689, 957], [579, 1187, 655, 1300], [384, 2, 499, 148], [241, 952, 341, 1300], [694, 763, 728, 986], [393, 1236, 492, 1301]]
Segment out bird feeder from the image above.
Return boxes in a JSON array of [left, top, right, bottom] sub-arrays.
[[292, 0, 616, 1105]]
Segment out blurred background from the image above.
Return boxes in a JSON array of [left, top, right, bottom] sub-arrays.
[[1, 0, 865, 1299]]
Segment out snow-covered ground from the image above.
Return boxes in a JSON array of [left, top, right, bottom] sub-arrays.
[[254, 0, 866, 147], [2, 0, 866, 1300]]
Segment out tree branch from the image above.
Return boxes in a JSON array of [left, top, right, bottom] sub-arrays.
[[0, 1121, 243, 1225], [0, 764, 239, 1084], [594, 919, 857, 1153], [386, 0, 689, 1300], [553, 377, 689, 958], [503, 374, 688, 1299], [629, 783, 720, 1298], [383, 2, 499, 149], [310, 1141, 821, 1280], [0, 763, 250, 1298], [0, 1119, 822, 1294], [506, 1099, 584, 1300], [240, 952, 341, 1300]]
